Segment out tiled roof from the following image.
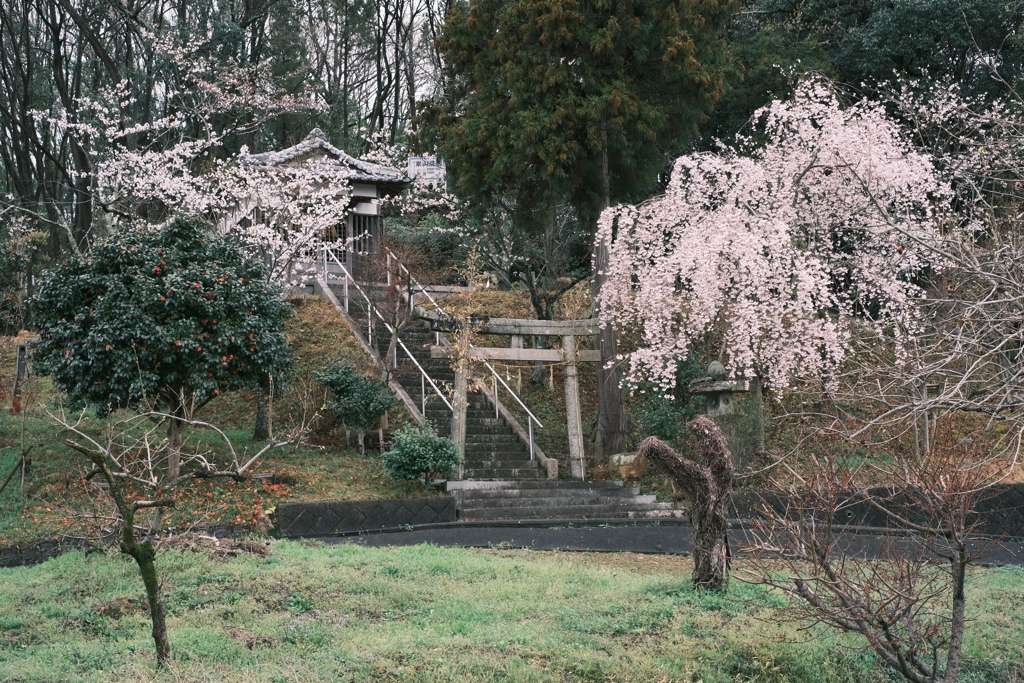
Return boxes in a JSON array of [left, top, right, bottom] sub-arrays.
[[240, 129, 411, 186]]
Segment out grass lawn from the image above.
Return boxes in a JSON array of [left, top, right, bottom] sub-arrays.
[[1, 543, 1022, 682]]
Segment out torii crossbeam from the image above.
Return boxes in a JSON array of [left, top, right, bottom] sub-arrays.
[[420, 310, 600, 480]]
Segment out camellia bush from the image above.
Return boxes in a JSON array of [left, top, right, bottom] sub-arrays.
[[32, 216, 293, 478], [382, 423, 460, 483]]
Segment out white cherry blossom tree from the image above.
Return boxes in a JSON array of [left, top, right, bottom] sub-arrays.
[[598, 78, 948, 394], [37, 36, 354, 288]]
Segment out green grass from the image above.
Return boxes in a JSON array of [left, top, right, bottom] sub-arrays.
[[1, 544, 1021, 682]]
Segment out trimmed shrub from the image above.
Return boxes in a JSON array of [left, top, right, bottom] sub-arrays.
[[315, 362, 395, 452], [383, 424, 460, 482]]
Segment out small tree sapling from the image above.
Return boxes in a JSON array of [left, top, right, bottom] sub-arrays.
[[738, 424, 1004, 683], [53, 406, 293, 668], [315, 363, 395, 452]]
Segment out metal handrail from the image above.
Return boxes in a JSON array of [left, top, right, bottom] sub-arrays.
[[387, 249, 443, 311], [323, 249, 453, 413], [488, 364, 543, 429], [382, 249, 544, 459]]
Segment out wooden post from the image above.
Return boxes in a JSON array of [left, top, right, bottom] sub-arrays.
[[452, 357, 468, 480], [563, 335, 585, 480]]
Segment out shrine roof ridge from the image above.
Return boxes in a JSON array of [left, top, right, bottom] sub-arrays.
[[240, 128, 412, 186]]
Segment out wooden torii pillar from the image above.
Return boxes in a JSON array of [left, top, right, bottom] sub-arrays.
[[424, 314, 600, 480]]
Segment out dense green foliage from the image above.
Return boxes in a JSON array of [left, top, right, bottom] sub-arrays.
[[315, 362, 396, 431], [629, 356, 707, 444], [419, 0, 740, 230], [382, 423, 460, 481], [706, 0, 1024, 140], [30, 217, 293, 415]]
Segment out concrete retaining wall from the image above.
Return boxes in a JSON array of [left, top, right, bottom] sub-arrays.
[[277, 496, 456, 537], [731, 483, 1024, 539]]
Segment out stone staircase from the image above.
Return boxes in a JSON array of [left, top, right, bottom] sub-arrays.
[[448, 480, 678, 521], [341, 296, 545, 480], [328, 283, 679, 520]]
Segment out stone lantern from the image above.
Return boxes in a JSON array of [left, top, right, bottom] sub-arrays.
[[688, 361, 750, 417]]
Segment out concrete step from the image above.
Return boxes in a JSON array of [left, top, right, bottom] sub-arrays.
[[464, 434, 521, 444], [459, 502, 676, 521], [464, 418, 508, 428], [447, 480, 626, 491], [458, 494, 659, 510], [460, 462, 541, 473], [465, 433, 519, 444], [451, 486, 642, 500], [462, 449, 532, 460], [461, 467, 544, 480]]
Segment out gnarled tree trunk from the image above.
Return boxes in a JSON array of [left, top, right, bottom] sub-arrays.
[[639, 417, 734, 590]]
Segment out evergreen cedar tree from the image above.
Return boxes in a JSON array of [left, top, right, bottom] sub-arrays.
[[32, 217, 293, 415], [418, 0, 740, 230]]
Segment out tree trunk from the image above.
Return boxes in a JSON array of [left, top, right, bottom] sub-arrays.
[[132, 541, 171, 668], [253, 385, 269, 441], [166, 405, 185, 481], [383, 329, 399, 384], [90, 458, 172, 668], [591, 124, 631, 461], [267, 375, 274, 441], [751, 375, 765, 455], [943, 548, 967, 683], [638, 417, 734, 590]]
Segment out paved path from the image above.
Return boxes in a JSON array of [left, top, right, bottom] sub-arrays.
[[316, 519, 1024, 565]]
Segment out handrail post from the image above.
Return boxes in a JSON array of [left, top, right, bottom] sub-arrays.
[[529, 419, 535, 462], [343, 273, 349, 313], [493, 370, 499, 419], [386, 251, 392, 286], [421, 373, 426, 414]]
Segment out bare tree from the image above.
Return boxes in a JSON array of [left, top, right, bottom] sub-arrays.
[[638, 416, 734, 590], [362, 241, 437, 385], [738, 426, 1004, 683], [52, 406, 299, 668]]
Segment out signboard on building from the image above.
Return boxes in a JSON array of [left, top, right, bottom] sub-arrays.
[[407, 156, 446, 184]]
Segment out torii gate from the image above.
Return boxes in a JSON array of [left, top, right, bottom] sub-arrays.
[[421, 312, 601, 480]]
